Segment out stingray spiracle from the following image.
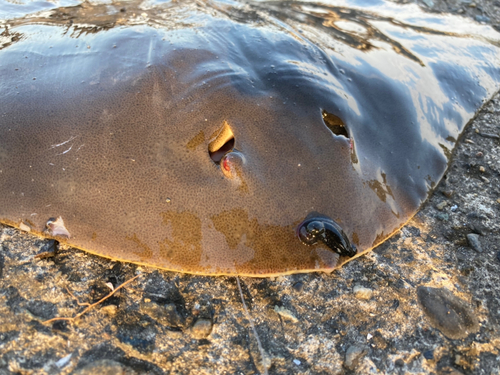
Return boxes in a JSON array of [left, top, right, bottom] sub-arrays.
[[297, 216, 356, 257]]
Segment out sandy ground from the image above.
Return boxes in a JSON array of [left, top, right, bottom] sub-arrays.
[[1, 0, 500, 374]]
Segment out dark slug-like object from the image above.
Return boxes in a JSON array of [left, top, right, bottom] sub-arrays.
[[297, 215, 357, 258]]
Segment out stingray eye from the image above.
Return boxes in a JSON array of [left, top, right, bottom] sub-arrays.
[[297, 215, 356, 258], [322, 110, 349, 138], [221, 151, 246, 179], [209, 121, 235, 164]]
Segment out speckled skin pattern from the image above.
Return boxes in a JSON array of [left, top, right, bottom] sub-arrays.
[[0, 0, 499, 275]]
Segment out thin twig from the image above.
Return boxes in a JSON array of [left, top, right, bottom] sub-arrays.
[[65, 286, 91, 307], [236, 276, 269, 375], [43, 274, 140, 324]]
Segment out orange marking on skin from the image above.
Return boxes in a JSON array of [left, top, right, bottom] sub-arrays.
[[223, 157, 230, 171]]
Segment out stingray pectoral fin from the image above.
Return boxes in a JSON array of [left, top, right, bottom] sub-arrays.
[[314, 247, 340, 272]]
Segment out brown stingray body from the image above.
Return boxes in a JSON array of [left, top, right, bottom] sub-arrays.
[[0, 0, 499, 275]]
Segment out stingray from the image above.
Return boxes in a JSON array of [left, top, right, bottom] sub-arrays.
[[0, 0, 499, 276]]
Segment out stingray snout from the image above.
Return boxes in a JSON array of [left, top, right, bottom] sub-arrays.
[[297, 215, 356, 258]]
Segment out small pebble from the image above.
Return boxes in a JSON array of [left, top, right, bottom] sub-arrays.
[[274, 306, 299, 322], [417, 286, 479, 339], [55, 353, 72, 369], [467, 233, 482, 253], [353, 285, 373, 300], [370, 332, 387, 349], [475, 15, 490, 23], [479, 166, 485, 172], [436, 201, 448, 210], [344, 345, 367, 370], [423, 350, 434, 360], [19, 222, 31, 232], [436, 213, 449, 221], [100, 304, 118, 316], [292, 281, 304, 292], [475, 151, 483, 158], [443, 190, 454, 198], [293, 359, 301, 365], [190, 318, 213, 339], [450, 205, 458, 212], [406, 226, 421, 237]]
